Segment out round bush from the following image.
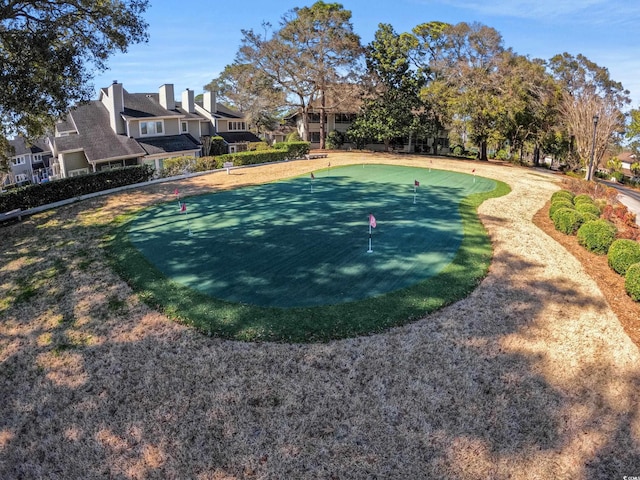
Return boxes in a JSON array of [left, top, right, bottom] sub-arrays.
[[576, 219, 617, 254], [608, 239, 640, 275], [575, 202, 601, 217], [580, 212, 599, 223], [551, 190, 575, 203], [573, 194, 595, 206], [549, 199, 575, 218], [552, 208, 585, 235], [625, 263, 640, 301]]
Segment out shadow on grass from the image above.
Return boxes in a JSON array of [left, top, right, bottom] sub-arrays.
[[106, 168, 509, 342], [1, 160, 639, 478]]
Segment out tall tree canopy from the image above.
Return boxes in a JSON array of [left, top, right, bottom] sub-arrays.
[[0, 0, 149, 161], [348, 23, 437, 151], [218, 1, 363, 147], [418, 22, 509, 160]]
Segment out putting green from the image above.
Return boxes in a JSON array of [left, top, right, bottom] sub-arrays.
[[127, 164, 496, 308]]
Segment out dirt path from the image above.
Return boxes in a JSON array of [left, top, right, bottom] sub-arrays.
[[1, 153, 639, 479]]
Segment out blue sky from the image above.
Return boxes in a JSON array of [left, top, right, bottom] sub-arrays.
[[92, 0, 640, 107]]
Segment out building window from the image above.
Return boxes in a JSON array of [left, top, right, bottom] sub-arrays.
[[11, 156, 26, 166], [15, 173, 28, 183], [68, 168, 89, 177], [140, 120, 164, 136], [228, 121, 246, 131], [309, 113, 321, 123], [181, 122, 188, 133], [310, 132, 321, 143]]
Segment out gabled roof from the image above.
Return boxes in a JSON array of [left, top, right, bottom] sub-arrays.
[[217, 131, 262, 144], [121, 92, 184, 119], [55, 101, 146, 161], [137, 134, 201, 156], [215, 103, 243, 119], [9, 137, 51, 157]]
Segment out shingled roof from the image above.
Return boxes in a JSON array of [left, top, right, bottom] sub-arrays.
[[121, 92, 184, 119], [54, 101, 146, 162], [137, 134, 201, 156], [9, 137, 51, 157], [217, 131, 262, 144]]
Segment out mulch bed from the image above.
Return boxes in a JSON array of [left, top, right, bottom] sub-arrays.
[[533, 202, 640, 347]]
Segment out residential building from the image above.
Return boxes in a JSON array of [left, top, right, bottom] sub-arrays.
[[3, 137, 53, 187], [289, 84, 450, 153], [49, 82, 260, 179]]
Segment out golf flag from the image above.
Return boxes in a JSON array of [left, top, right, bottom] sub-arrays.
[[414, 179, 420, 187], [180, 202, 186, 213], [311, 172, 315, 180], [369, 213, 377, 228], [174, 188, 179, 196], [472, 169, 476, 173]]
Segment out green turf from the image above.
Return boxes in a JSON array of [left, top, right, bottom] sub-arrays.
[[107, 164, 510, 342]]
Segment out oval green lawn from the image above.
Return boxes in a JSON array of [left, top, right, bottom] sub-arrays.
[[108, 164, 510, 342]]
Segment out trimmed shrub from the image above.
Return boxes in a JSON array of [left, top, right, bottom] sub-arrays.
[[625, 263, 640, 301], [273, 141, 311, 159], [573, 194, 594, 206], [218, 149, 290, 167], [608, 239, 640, 275], [195, 156, 219, 171], [576, 219, 617, 254], [551, 190, 575, 203], [575, 202, 601, 217], [581, 212, 599, 223], [0, 165, 154, 212], [549, 199, 575, 218], [159, 156, 197, 177], [552, 208, 585, 235]]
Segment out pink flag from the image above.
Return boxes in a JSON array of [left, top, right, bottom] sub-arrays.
[[369, 214, 377, 228], [472, 169, 476, 173], [311, 172, 315, 180], [174, 188, 180, 196], [180, 202, 186, 213], [414, 179, 420, 187]]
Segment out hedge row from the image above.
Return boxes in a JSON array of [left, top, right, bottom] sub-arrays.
[[549, 190, 640, 302], [0, 165, 154, 212]]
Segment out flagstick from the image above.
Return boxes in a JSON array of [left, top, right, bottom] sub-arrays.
[[367, 222, 373, 253], [310, 179, 313, 193], [413, 185, 417, 204]]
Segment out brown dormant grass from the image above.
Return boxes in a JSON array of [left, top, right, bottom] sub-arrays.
[[1, 152, 639, 479]]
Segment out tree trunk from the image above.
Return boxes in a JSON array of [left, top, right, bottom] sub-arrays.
[[319, 88, 326, 150], [479, 140, 488, 161], [301, 105, 309, 142], [533, 144, 540, 166]]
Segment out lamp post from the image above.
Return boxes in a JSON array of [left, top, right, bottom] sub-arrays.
[[587, 114, 599, 181]]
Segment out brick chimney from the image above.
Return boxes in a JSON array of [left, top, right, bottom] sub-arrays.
[[159, 84, 175, 110]]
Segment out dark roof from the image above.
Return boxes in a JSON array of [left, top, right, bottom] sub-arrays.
[[217, 131, 262, 144], [9, 137, 51, 156], [121, 92, 184, 119], [137, 134, 201, 156], [56, 116, 76, 133], [175, 102, 206, 120], [215, 103, 242, 119], [55, 101, 146, 161]]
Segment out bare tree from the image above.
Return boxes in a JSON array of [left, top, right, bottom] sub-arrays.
[[548, 53, 630, 177]]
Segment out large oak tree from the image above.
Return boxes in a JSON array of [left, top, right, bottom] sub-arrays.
[[0, 0, 149, 165], [219, 1, 363, 148]]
